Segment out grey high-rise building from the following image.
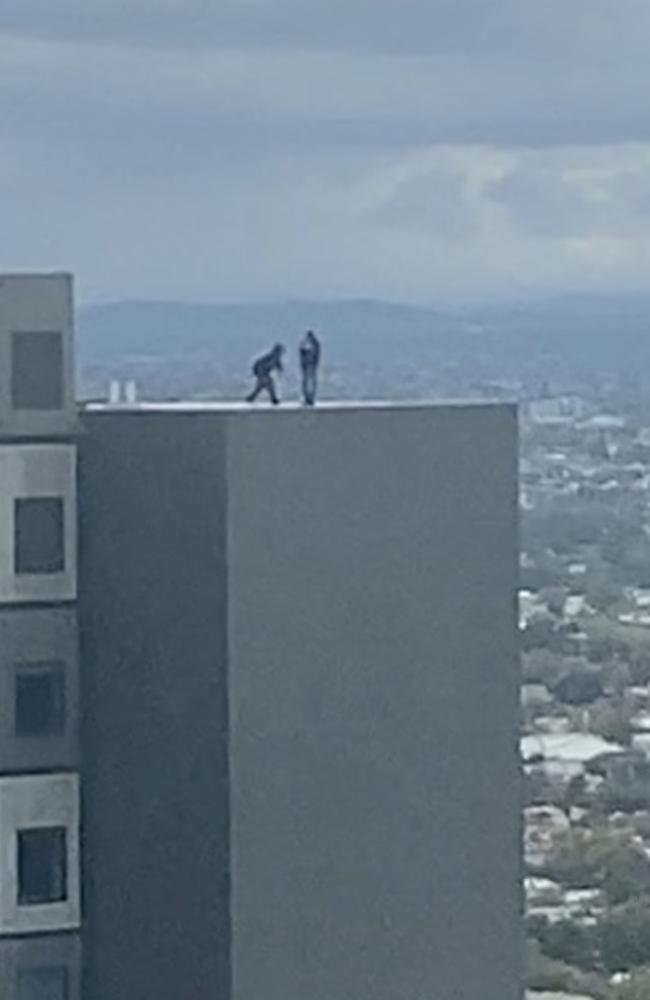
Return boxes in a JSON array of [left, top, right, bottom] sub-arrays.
[[78, 404, 521, 1000], [0, 274, 81, 1000], [0, 274, 522, 1000]]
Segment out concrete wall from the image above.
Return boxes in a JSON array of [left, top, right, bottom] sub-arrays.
[[0, 274, 81, 994], [225, 405, 521, 1000], [0, 275, 76, 440], [78, 413, 231, 1000], [0, 934, 81, 1000], [78, 404, 521, 1000], [0, 445, 77, 604], [0, 773, 80, 935], [0, 608, 78, 773]]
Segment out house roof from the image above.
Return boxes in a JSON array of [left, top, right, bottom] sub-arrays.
[[521, 732, 625, 764]]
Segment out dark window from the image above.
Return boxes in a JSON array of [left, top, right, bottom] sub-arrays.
[[15, 662, 66, 738], [11, 331, 64, 411], [14, 498, 65, 575], [17, 966, 69, 1000], [17, 827, 67, 906]]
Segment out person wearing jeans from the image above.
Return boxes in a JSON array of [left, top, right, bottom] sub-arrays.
[[299, 331, 321, 406]]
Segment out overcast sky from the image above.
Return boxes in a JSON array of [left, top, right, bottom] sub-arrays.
[[3, 1, 650, 303]]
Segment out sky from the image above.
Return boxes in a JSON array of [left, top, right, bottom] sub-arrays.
[[3, 1, 650, 304]]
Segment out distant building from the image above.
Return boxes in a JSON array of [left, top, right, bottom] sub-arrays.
[[564, 595, 587, 619], [527, 990, 598, 1000], [519, 588, 552, 627], [578, 414, 626, 432], [522, 732, 625, 784], [521, 684, 554, 710], [618, 611, 650, 628], [526, 395, 589, 425], [628, 587, 650, 609], [524, 805, 571, 867]]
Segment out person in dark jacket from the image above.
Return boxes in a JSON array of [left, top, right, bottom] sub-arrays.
[[299, 330, 321, 406], [246, 343, 285, 404]]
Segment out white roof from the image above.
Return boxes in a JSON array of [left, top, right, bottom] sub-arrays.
[[521, 732, 625, 764], [632, 713, 650, 732], [565, 596, 586, 617], [525, 876, 562, 894], [527, 993, 594, 1000]]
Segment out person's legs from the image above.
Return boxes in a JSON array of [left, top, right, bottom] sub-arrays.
[[248, 374, 280, 404], [246, 378, 263, 402], [305, 367, 317, 405], [265, 376, 280, 405]]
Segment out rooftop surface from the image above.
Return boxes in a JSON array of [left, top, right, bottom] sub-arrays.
[[81, 399, 513, 414]]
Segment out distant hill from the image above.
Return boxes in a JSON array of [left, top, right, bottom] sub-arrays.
[[77, 294, 650, 393], [77, 299, 460, 367]]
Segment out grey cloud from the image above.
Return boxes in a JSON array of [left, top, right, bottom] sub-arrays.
[[488, 151, 650, 238], [3, 33, 650, 162], [6, 139, 650, 303], [3, 1, 650, 301], [371, 166, 479, 240], [0, 0, 549, 53], [3, 2, 650, 158], [1, 0, 650, 60]]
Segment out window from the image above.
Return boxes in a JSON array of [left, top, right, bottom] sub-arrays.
[[15, 662, 66, 738], [14, 499, 65, 575], [17, 966, 69, 1000], [11, 331, 64, 411], [17, 827, 67, 906]]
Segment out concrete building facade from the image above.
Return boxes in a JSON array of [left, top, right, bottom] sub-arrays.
[[79, 403, 521, 1000], [0, 273, 522, 998], [0, 275, 81, 999]]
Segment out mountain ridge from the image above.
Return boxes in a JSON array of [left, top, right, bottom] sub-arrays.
[[77, 294, 650, 382]]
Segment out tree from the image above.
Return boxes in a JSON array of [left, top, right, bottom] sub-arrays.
[[603, 660, 632, 698], [525, 769, 561, 809], [539, 586, 569, 617], [554, 668, 603, 706], [587, 577, 622, 615], [539, 831, 650, 906], [522, 649, 567, 686], [599, 901, 650, 973], [526, 937, 611, 999], [598, 782, 650, 816], [630, 650, 650, 686], [521, 618, 563, 653], [587, 633, 619, 664], [521, 564, 562, 592], [599, 843, 650, 906], [590, 701, 634, 747], [534, 917, 597, 970], [562, 774, 591, 813]]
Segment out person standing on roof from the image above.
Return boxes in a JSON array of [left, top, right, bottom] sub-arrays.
[[246, 343, 285, 405], [299, 330, 321, 406]]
